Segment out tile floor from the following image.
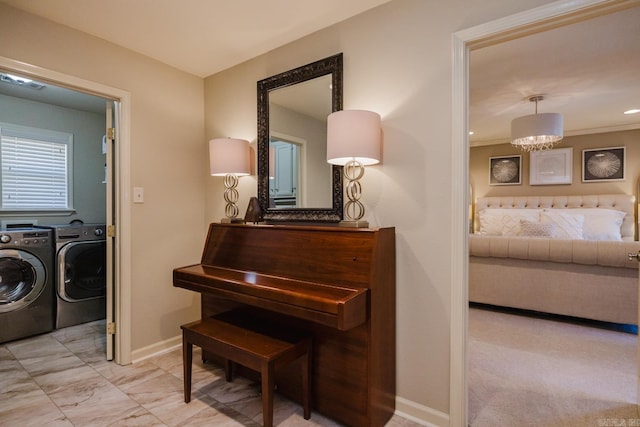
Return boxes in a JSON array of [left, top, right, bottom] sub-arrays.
[[0, 320, 420, 426]]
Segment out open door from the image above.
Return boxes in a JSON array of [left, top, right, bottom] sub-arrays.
[[105, 100, 120, 361], [635, 181, 640, 408], [630, 246, 640, 407]]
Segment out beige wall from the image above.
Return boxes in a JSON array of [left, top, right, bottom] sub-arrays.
[[0, 4, 205, 353], [470, 130, 640, 201], [204, 0, 555, 419]]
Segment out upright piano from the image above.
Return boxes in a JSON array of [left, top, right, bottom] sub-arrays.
[[173, 223, 396, 426]]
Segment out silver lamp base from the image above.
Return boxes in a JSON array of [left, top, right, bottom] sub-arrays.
[[338, 219, 369, 228], [340, 160, 369, 228]]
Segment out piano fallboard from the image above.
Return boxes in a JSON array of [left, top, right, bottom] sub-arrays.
[[173, 264, 368, 331]]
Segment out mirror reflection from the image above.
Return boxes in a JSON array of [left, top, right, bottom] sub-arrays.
[[268, 75, 333, 208], [257, 53, 343, 222]]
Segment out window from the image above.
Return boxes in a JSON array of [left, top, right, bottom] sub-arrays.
[[0, 122, 73, 211]]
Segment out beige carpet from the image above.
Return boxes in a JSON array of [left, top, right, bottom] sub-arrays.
[[468, 306, 639, 426]]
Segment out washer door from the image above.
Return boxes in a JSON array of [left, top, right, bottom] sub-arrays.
[[58, 240, 106, 302], [0, 249, 47, 313]]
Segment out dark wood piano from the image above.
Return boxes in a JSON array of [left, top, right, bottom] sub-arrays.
[[173, 223, 395, 426]]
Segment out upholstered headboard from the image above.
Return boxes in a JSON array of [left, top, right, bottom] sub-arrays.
[[474, 194, 637, 241]]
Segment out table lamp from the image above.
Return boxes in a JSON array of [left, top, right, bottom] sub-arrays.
[[327, 110, 381, 228], [209, 138, 250, 223]]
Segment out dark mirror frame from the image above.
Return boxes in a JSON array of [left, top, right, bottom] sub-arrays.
[[257, 53, 343, 223]]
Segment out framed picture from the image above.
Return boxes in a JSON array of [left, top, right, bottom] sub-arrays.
[[582, 146, 625, 182], [489, 155, 521, 185], [529, 147, 573, 185]]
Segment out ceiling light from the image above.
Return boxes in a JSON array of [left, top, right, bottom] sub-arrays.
[[510, 95, 563, 152], [5, 73, 32, 83], [0, 73, 46, 89], [623, 109, 640, 115]]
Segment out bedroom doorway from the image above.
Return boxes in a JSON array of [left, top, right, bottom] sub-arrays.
[[451, 1, 640, 425]]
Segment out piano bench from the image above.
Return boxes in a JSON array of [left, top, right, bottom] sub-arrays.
[[181, 314, 312, 427]]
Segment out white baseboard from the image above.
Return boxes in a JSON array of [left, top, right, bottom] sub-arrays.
[[130, 334, 182, 363], [395, 396, 449, 427]]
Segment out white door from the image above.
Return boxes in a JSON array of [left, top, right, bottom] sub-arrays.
[[105, 101, 120, 361], [274, 141, 297, 198]]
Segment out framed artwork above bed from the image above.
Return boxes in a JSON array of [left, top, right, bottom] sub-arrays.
[[529, 147, 573, 185], [582, 146, 625, 182], [489, 155, 521, 186]]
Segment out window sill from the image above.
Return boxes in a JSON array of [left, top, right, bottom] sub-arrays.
[[0, 209, 76, 217]]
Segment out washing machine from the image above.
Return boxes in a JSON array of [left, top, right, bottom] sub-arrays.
[[47, 223, 106, 329], [0, 228, 55, 343]]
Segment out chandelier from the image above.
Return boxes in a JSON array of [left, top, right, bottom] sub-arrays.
[[510, 95, 563, 152]]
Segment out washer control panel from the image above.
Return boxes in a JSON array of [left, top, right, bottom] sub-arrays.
[[0, 230, 51, 247], [51, 224, 107, 242]]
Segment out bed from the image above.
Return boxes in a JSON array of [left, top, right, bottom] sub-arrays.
[[469, 194, 640, 325]]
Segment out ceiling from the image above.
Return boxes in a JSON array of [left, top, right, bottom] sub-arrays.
[[0, 0, 638, 142], [0, 0, 391, 78], [470, 6, 640, 146], [0, 0, 390, 114]]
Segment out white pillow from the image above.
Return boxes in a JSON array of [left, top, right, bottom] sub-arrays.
[[543, 208, 626, 241], [540, 211, 584, 240], [519, 220, 556, 238], [478, 209, 542, 236]]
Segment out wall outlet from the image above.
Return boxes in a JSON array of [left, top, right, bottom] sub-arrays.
[[133, 187, 144, 203]]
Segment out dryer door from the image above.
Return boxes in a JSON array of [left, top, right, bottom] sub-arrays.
[[0, 249, 47, 313], [58, 240, 106, 302]]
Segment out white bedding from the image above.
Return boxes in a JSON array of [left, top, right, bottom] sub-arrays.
[[473, 194, 636, 242]]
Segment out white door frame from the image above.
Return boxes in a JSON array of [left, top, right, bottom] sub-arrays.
[[0, 56, 133, 365], [450, 0, 628, 425]]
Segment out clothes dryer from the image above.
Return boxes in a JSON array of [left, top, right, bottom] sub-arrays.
[[0, 228, 55, 343], [47, 224, 106, 329]]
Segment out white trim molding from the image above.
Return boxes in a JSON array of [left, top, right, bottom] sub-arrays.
[[131, 335, 182, 364], [396, 396, 449, 427], [451, 0, 618, 426], [0, 55, 133, 366]]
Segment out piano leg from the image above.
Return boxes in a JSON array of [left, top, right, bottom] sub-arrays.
[[224, 359, 234, 381], [261, 364, 275, 427], [182, 337, 193, 403], [302, 345, 312, 420]]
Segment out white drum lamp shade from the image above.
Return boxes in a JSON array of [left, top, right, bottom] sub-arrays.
[[327, 110, 381, 165], [510, 95, 563, 151], [511, 112, 563, 150], [209, 138, 250, 176]]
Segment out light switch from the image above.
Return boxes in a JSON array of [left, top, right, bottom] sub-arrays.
[[133, 187, 144, 203]]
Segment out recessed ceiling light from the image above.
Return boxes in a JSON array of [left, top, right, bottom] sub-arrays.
[[469, 131, 474, 135], [0, 73, 45, 89], [623, 109, 640, 115], [5, 73, 32, 83]]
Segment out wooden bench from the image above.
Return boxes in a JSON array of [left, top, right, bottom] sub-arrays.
[[181, 311, 312, 427]]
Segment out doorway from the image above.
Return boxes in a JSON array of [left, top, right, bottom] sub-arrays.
[[451, 1, 640, 425], [0, 55, 132, 364]]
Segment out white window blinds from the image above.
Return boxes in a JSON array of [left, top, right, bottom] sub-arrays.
[[0, 123, 73, 210]]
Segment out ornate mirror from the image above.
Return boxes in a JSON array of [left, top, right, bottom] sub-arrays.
[[257, 53, 343, 222]]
